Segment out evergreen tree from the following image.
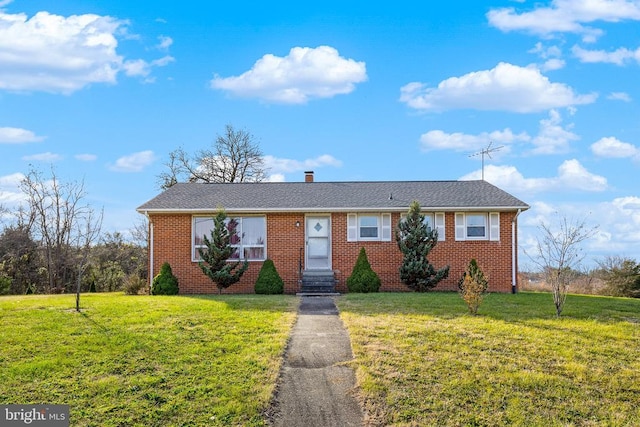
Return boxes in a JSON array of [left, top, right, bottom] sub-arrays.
[[254, 259, 284, 294], [198, 209, 249, 294], [396, 201, 449, 291], [151, 262, 179, 295], [346, 247, 381, 293]]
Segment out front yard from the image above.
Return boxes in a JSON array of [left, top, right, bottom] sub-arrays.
[[1, 292, 639, 426]]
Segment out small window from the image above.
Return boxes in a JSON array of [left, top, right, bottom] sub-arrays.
[[455, 212, 500, 241], [347, 213, 392, 242], [359, 215, 379, 239], [399, 212, 445, 241], [466, 214, 487, 238]]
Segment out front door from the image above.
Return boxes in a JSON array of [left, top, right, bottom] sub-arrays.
[[305, 216, 331, 270]]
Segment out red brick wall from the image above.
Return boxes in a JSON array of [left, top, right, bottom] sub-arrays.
[[148, 211, 520, 294]]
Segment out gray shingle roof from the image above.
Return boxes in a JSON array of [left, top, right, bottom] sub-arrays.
[[137, 180, 529, 213]]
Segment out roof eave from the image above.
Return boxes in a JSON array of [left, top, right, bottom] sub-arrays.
[[136, 205, 530, 215]]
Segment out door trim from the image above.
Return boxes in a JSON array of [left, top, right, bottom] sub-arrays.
[[305, 214, 332, 270]]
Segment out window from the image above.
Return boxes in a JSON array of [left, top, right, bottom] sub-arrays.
[[399, 212, 446, 241], [347, 213, 391, 241], [455, 212, 500, 241], [193, 215, 266, 261]]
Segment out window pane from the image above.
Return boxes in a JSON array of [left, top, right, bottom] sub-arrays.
[[194, 217, 213, 245], [242, 217, 266, 245], [423, 214, 433, 231], [466, 214, 486, 237], [244, 246, 264, 260], [360, 227, 378, 238], [360, 216, 378, 227]]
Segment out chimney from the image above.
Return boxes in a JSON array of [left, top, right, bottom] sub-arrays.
[[304, 171, 314, 183]]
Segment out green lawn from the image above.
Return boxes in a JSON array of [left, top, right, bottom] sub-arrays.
[[0, 293, 297, 427], [2, 292, 639, 427], [336, 292, 640, 427]]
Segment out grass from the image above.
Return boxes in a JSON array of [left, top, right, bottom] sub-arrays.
[[0, 293, 297, 427], [336, 292, 640, 427], [3, 292, 639, 426]]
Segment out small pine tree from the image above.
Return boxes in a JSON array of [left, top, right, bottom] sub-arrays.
[[347, 247, 381, 293], [151, 262, 179, 295], [396, 201, 449, 291], [198, 209, 249, 294], [255, 259, 284, 294], [458, 259, 489, 315]]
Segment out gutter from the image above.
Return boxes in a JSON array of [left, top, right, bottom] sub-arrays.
[[511, 209, 522, 294], [143, 211, 154, 290]]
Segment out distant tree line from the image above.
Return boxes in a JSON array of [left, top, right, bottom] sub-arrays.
[[0, 167, 148, 296]]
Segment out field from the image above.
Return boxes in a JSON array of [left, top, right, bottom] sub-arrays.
[[337, 292, 640, 426], [0, 294, 297, 426], [1, 292, 639, 426]]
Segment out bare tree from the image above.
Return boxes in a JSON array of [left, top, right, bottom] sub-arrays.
[[157, 124, 268, 189], [19, 167, 102, 295], [74, 207, 102, 311], [528, 215, 597, 316]]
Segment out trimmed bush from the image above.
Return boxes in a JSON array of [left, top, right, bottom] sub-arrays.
[[151, 262, 179, 295], [254, 259, 284, 294], [347, 247, 381, 293]]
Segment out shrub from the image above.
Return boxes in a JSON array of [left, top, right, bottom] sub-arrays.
[[458, 259, 489, 315], [347, 247, 381, 293], [254, 259, 284, 294], [124, 274, 147, 295], [151, 262, 179, 295], [0, 273, 11, 295]]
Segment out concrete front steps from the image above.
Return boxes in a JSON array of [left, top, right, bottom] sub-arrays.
[[298, 270, 339, 295]]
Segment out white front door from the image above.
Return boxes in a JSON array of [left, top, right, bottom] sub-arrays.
[[306, 216, 331, 270]]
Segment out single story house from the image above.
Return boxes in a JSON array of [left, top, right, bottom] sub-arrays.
[[136, 172, 529, 294]]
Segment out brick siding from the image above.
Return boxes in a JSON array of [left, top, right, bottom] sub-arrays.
[[148, 211, 520, 294]]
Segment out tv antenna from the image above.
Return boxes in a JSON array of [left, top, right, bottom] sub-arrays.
[[469, 142, 503, 180]]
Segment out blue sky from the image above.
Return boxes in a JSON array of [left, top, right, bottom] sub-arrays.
[[1, 0, 640, 267]]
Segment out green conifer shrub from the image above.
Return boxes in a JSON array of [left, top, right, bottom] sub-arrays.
[[151, 262, 179, 295], [346, 247, 381, 293], [396, 200, 449, 291], [254, 259, 284, 294]]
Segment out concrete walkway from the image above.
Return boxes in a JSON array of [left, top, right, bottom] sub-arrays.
[[267, 296, 364, 427]]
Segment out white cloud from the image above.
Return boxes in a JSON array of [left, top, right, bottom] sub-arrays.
[[0, 0, 13, 8], [0, 10, 174, 93], [419, 128, 529, 152], [109, 150, 155, 172], [572, 45, 640, 65], [156, 35, 173, 50], [0, 126, 45, 143], [530, 109, 579, 154], [521, 197, 640, 261], [123, 55, 174, 80], [75, 153, 97, 162], [540, 58, 566, 71], [210, 46, 367, 104], [608, 92, 631, 102], [22, 152, 62, 162], [460, 159, 607, 194], [591, 136, 640, 159], [263, 154, 343, 175], [487, 0, 640, 42], [0, 172, 25, 206], [399, 62, 596, 113]]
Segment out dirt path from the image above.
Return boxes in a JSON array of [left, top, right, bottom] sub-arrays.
[[267, 296, 364, 427]]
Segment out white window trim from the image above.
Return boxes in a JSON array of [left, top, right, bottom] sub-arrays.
[[455, 212, 500, 241], [347, 213, 392, 242], [192, 215, 267, 262]]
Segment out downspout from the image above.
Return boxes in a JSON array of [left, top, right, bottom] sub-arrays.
[[144, 212, 154, 290], [511, 209, 522, 294]]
